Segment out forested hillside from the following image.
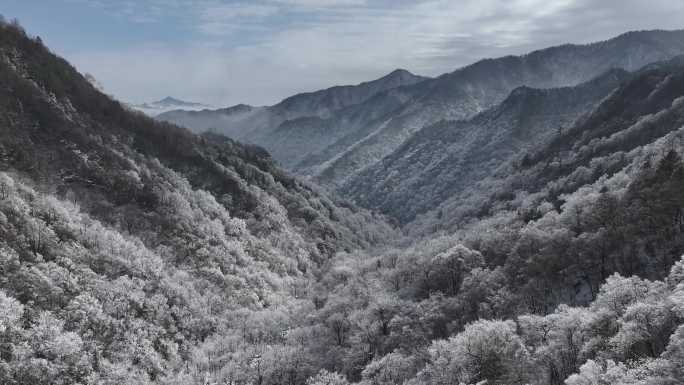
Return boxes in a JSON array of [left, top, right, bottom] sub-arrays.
[[2, 17, 684, 385], [0, 19, 393, 384], [341, 68, 631, 223]]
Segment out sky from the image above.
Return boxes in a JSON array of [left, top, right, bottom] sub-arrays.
[[3, 0, 684, 107]]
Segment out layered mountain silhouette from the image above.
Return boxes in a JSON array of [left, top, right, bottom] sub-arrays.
[[158, 68, 429, 168], [161, 30, 684, 193], [341, 68, 633, 224]]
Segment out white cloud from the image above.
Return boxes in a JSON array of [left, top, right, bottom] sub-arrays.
[[272, 0, 366, 7], [201, 3, 278, 20], [197, 3, 279, 35], [65, 0, 684, 107]]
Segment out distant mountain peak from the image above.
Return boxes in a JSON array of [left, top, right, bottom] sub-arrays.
[[130, 96, 211, 116], [372, 68, 427, 86], [158, 96, 184, 104], [386, 68, 417, 77], [151, 96, 205, 107], [372, 68, 425, 83]]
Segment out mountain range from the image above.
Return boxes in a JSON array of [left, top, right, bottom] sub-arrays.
[[160, 30, 684, 198], [3, 17, 684, 385], [342, 67, 632, 224]]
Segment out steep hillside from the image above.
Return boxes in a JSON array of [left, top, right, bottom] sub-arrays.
[[341, 68, 631, 223], [0, 20, 393, 384], [409, 56, 684, 234]]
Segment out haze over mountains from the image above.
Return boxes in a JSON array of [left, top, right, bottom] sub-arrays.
[[160, 30, 684, 200], [4, 15, 684, 385], [158, 68, 429, 168], [131, 96, 211, 116]]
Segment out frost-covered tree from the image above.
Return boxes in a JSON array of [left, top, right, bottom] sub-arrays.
[[307, 369, 350, 385], [417, 320, 529, 385]]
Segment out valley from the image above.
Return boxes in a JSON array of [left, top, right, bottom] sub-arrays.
[[1, 15, 684, 385]]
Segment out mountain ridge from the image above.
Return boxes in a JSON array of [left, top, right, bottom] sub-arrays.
[[160, 29, 684, 196], [341, 67, 633, 223]]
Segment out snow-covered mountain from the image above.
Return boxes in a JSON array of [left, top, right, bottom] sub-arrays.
[[298, 29, 684, 187], [160, 30, 684, 189], [157, 69, 429, 168], [131, 96, 211, 116], [341, 68, 632, 224]]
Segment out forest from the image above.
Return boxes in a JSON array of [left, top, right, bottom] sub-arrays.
[[0, 16, 684, 385]]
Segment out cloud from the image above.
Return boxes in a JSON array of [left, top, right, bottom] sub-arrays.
[[66, 0, 167, 23], [201, 3, 278, 20], [198, 3, 279, 35], [65, 0, 684, 107], [272, 0, 366, 7]]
